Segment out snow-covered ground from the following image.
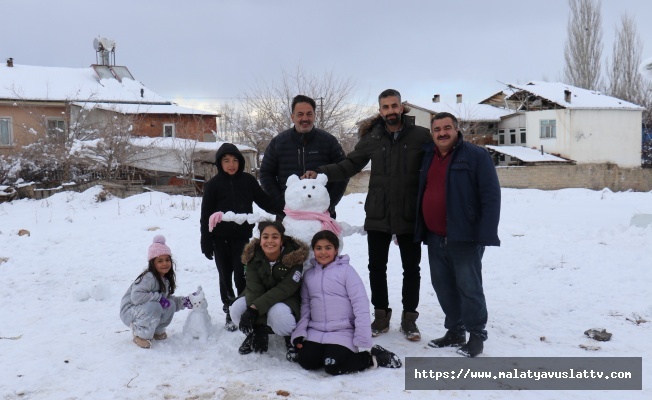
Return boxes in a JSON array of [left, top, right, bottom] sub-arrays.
[[0, 186, 650, 399]]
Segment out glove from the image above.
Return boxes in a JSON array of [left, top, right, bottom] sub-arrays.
[[239, 307, 258, 335], [208, 211, 223, 232], [200, 235, 213, 260], [159, 297, 171, 309], [252, 326, 269, 354], [182, 296, 193, 309], [293, 336, 304, 349]]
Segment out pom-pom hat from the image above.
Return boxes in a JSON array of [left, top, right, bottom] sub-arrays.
[[148, 235, 172, 261]]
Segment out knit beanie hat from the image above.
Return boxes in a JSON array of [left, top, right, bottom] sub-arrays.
[[148, 235, 172, 261]]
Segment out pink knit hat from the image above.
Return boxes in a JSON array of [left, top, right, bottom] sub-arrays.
[[148, 235, 172, 261]]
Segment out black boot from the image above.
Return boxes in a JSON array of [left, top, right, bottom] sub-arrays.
[[223, 303, 237, 332], [457, 334, 484, 357], [371, 345, 402, 368], [284, 336, 298, 362], [238, 332, 255, 355], [428, 330, 466, 348]]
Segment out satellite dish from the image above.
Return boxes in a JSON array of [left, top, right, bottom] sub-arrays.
[[639, 57, 652, 80], [93, 37, 101, 51]]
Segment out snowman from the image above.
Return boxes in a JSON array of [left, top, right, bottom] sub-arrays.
[[209, 174, 362, 252]]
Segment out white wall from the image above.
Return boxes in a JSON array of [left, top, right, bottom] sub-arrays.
[[524, 109, 642, 167], [408, 107, 432, 129]]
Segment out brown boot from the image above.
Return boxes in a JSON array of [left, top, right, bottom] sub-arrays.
[[133, 336, 151, 349], [371, 308, 392, 337], [153, 332, 167, 340], [400, 311, 421, 341]]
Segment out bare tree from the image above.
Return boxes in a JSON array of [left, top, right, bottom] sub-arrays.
[[236, 66, 368, 154], [563, 0, 604, 90], [607, 15, 648, 104]]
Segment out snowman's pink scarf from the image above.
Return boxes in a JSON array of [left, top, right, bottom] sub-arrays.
[[283, 208, 342, 236]]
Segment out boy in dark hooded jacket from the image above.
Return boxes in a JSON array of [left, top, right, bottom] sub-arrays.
[[200, 143, 281, 330]]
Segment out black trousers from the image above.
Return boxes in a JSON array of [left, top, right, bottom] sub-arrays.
[[367, 230, 422, 312], [297, 341, 372, 375], [212, 237, 249, 306]]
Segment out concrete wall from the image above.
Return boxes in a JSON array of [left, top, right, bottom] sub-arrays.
[[343, 164, 652, 194], [496, 164, 652, 191]]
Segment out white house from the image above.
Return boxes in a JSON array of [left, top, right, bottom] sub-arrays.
[[482, 81, 644, 168]]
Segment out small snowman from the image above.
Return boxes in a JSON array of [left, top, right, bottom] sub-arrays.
[[182, 286, 212, 342]]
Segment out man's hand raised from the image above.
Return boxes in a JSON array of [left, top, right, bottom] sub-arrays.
[[301, 171, 317, 179]]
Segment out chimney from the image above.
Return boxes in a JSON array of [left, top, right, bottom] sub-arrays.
[[456, 94, 463, 103], [6, 58, 13, 67], [432, 94, 440, 103], [564, 89, 571, 103]]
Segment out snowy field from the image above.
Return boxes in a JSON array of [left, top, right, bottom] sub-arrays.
[[0, 186, 650, 399]]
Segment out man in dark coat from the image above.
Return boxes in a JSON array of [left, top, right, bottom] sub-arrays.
[[303, 89, 431, 341], [259, 95, 348, 218], [415, 112, 501, 357], [200, 143, 280, 330]]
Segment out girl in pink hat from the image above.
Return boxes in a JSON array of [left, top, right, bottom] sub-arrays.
[[119, 235, 194, 348]]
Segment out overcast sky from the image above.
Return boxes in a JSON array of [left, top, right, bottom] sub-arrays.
[[3, 0, 652, 112]]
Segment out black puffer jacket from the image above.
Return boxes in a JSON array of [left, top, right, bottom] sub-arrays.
[[259, 127, 348, 211], [317, 112, 431, 235], [200, 143, 280, 242]]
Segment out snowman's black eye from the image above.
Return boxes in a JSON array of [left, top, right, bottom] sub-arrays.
[[312, 186, 315, 189], [303, 186, 306, 189]]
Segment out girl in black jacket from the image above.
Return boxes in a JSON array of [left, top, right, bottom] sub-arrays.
[[200, 143, 281, 331]]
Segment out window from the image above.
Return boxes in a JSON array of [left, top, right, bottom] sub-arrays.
[[163, 123, 175, 138], [520, 128, 526, 143], [540, 119, 556, 138], [510, 129, 516, 144], [499, 135, 505, 144], [47, 119, 67, 143], [0, 117, 12, 146]]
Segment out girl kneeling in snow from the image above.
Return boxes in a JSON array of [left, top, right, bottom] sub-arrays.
[[290, 230, 402, 374], [230, 221, 308, 358], [119, 235, 193, 349]]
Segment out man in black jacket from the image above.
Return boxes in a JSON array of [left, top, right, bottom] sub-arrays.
[[259, 95, 348, 218], [303, 89, 432, 342]]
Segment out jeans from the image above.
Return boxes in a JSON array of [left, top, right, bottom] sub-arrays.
[[367, 230, 422, 312], [427, 232, 488, 339]]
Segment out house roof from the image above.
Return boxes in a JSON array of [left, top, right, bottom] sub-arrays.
[[1, 63, 169, 103], [486, 145, 572, 163], [503, 81, 644, 110], [129, 137, 256, 153], [71, 102, 217, 116], [406, 101, 515, 122]]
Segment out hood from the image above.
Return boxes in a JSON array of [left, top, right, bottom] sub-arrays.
[[214, 143, 245, 174], [357, 104, 413, 138], [241, 236, 309, 266]]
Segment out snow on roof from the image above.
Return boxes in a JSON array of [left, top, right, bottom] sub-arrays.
[[71, 102, 217, 116], [0, 63, 169, 103], [486, 145, 571, 163], [129, 137, 256, 153], [506, 81, 644, 110], [407, 101, 514, 121]]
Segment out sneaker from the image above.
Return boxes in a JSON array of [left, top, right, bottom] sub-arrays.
[[371, 345, 402, 368], [428, 330, 466, 348], [284, 336, 298, 362], [400, 311, 421, 341], [371, 308, 392, 337], [133, 336, 151, 349], [238, 332, 255, 355], [153, 332, 167, 340], [457, 334, 483, 357]]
